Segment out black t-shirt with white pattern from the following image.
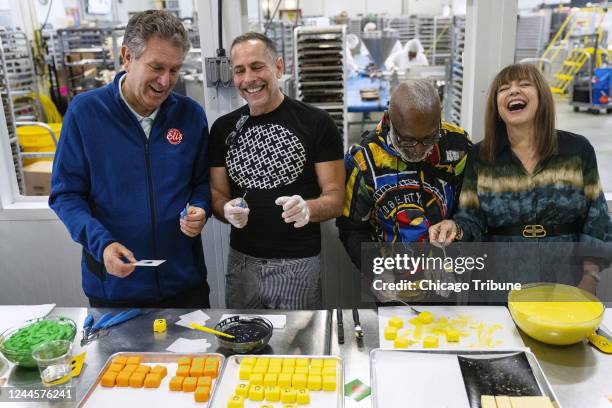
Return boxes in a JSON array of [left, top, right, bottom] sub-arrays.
[[209, 96, 344, 258]]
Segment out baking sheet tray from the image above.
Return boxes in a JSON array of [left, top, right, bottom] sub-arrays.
[[300, 50, 343, 57], [299, 71, 344, 78], [78, 352, 226, 408], [297, 34, 342, 41], [209, 354, 344, 408], [298, 57, 343, 65], [370, 349, 560, 408], [299, 81, 344, 87], [378, 306, 525, 350], [298, 65, 343, 73]]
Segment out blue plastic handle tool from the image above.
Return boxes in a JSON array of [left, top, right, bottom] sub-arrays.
[[91, 312, 114, 331], [180, 203, 190, 219], [101, 309, 141, 329], [237, 189, 248, 208], [83, 314, 93, 329]]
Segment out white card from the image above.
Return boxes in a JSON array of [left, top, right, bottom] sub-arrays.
[[133, 259, 166, 266], [179, 309, 211, 323], [166, 337, 211, 353]]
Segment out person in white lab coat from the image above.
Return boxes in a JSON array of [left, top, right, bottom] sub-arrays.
[[385, 38, 429, 71]]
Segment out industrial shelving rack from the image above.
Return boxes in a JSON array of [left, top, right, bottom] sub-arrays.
[[384, 16, 412, 46], [347, 18, 362, 35], [407, 15, 418, 40], [515, 13, 550, 63], [41, 29, 65, 113], [57, 27, 123, 102], [294, 25, 347, 147], [417, 16, 435, 64], [446, 15, 465, 126], [0, 28, 42, 193], [432, 16, 452, 66], [268, 20, 295, 75], [188, 25, 200, 49]]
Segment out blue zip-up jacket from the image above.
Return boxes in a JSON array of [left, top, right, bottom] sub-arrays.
[[49, 72, 212, 303]]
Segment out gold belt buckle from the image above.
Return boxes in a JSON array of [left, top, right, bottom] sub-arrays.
[[523, 224, 546, 238]]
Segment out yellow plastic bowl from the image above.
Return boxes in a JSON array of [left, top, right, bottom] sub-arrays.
[[508, 283, 604, 345]]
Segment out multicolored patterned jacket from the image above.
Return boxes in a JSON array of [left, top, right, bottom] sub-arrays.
[[337, 113, 472, 268]]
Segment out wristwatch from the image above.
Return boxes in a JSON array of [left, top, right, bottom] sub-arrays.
[[455, 222, 464, 241]]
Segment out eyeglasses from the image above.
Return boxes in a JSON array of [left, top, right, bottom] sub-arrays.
[[389, 121, 441, 148], [225, 114, 249, 147]]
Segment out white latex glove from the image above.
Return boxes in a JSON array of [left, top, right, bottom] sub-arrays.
[[275, 195, 310, 228], [223, 198, 250, 229]]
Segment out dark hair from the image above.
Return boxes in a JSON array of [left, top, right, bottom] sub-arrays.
[[230, 32, 278, 61], [123, 10, 190, 58], [481, 63, 557, 163]]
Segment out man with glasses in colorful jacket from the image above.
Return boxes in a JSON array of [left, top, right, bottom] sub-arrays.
[[337, 80, 472, 299]]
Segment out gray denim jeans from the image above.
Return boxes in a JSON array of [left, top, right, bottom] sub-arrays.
[[225, 248, 322, 310]]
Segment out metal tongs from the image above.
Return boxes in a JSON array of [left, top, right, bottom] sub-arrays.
[[352, 309, 364, 339]]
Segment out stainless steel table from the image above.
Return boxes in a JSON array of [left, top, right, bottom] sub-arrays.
[[330, 308, 612, 408], [1, 307, 331, 406]]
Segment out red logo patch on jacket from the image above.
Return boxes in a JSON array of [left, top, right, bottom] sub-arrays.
[[166, 128, 183, 145]]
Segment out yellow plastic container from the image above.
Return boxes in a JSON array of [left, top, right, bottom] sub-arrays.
[[17, 123, 61, 165], [508, 283, 604, 345]]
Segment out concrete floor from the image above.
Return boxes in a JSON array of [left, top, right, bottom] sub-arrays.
[[346, 97, 612, 191], [555, 97, 612, 192]]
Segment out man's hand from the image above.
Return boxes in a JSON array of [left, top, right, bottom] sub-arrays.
[[223, 198, 250, 228], [429, 220, 458, 247], [180, 206, 206, 237], [103, 242, 137, 278], [275, 195, 310, 228]]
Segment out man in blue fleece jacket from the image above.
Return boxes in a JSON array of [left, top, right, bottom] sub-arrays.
[[49, 10, 212, 308]]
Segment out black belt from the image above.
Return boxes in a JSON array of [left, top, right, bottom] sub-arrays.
[[487, 223, 579, 238]]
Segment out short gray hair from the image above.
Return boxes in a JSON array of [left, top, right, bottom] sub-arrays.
[[390, 80, 440, 116], [123, 10, 190, 59], [230, 32, 278, 62]]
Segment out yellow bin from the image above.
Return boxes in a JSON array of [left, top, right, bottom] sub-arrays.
[[17, 123, 62, 165]]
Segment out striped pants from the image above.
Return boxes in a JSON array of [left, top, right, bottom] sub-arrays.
[[225, 248, 322, 310]]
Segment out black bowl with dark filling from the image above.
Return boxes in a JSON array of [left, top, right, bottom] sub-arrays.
[[214, 316, 273, 354]]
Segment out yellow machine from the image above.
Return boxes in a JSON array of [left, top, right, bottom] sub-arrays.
[[540, 7, 609, 95]]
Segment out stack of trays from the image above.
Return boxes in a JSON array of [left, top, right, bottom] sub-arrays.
[[294, 26, 347, 142]]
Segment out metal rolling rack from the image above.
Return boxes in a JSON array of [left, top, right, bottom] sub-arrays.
[[268, 20, 295, 75], [407, 15, 418, 40], [0, 28, 42, 193], [294, 25, 347, 147], [57, 27, 123, 102], [515, 13, 550, 63], [347, 18, 362, 35], [384, 16, 412, 47], [188, 25, 200, 49], [417, 16, 435, 64], [432, 16, 452, 66], [41, 29, 65, 112], [446, 15, 465, 126]]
